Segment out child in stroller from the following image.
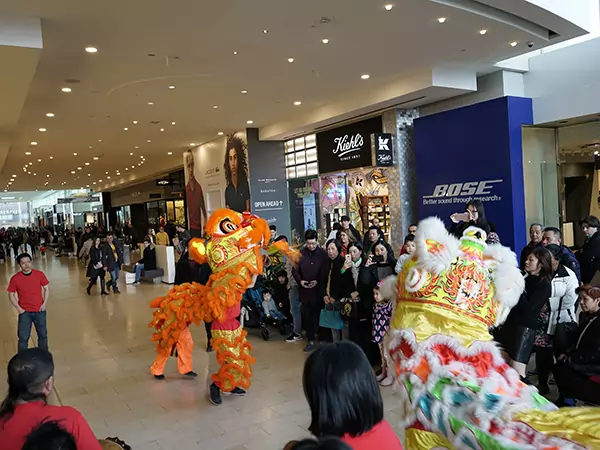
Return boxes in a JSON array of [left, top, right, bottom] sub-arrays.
[[241, 281, 290, 340]]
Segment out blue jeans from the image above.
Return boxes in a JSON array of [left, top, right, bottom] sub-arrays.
[[290, 285, 302, 335], [135, 263, 144, 283], [108, 268, 120, 291], [18, 311, 48, 352]]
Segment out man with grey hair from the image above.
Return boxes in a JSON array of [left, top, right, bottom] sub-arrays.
[[542, 227, 581, 282], [519, 223, 544, 270]]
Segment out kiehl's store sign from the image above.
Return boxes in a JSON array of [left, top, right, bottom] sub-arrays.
[[316, 116, 382, 173]]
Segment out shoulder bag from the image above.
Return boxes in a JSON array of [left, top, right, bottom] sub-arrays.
[[553, 294, 578, 356]]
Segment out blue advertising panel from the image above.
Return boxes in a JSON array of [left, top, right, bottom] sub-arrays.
[[414, 96, 532, 252]]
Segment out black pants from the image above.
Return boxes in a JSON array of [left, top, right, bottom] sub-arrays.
[[302, 302, 321, 342], [535, 346, 554, 387], [205, 321, 212, 343], [88, 276, 106, 292], [554, 362, 600, 405]]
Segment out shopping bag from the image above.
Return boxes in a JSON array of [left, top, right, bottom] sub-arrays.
[[319, 307, 344, 330]]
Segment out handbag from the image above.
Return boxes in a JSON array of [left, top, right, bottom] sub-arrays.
[[553, 295, 578, 355], [319, 305, 344, 330], [340, 298, 358, 320]]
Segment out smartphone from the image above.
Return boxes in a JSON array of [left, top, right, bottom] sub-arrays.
[[372, 254, 384, 263], [454, 212, 470, 222], [345, 254, 351, 263]]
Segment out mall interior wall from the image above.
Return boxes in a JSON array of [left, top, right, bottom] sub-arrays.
[[414, 96, 532, 252]]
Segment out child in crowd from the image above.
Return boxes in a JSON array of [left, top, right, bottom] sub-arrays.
[[274, 270, 292, 323], [261, 290, 287, 322], [395, 234, 416, 274], [372, 281, 394, 386]]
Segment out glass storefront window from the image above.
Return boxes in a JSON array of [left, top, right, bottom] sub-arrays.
[[285, 134, 317, 180]]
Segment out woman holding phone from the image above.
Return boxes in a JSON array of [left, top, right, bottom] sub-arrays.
[[450, 199, 499, 243]]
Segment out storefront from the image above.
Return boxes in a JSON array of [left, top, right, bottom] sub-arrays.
[[285, 116, 392, 245]]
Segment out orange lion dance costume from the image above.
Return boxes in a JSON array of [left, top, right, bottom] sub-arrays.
[[149, 208, 298, 401]]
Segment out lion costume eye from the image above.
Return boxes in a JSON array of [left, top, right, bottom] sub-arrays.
[[219, 219, 239, 234]]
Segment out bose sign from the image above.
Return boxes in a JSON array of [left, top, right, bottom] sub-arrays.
[[423, 179, 502, 199]]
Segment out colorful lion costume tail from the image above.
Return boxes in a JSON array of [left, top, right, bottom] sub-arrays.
[[386, 217, 600, 449], [149, 209, 298, 391]]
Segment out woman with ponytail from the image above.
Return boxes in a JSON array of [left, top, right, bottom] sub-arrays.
[[0, 348, 101, 450]]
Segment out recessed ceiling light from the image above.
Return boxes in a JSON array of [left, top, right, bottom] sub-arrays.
[[30, 142, 37, 146], [263, 29, 268, 34], [86, 184, 90, 188], [233, 51, 238, 55], [46, 113, 55, 117], [124, 127, 128, 131], [87, 173, 91, 176], [168, 85, 175, 89], [288, 58, 295, 63], [125, 168, 129, 171], [71, 171, 75, 174], [132, 165, 135, 169], [190, 143, 196, 146], [213, 105, 218, 109], [85, 162, 90, 165], [105, 171, 109, 175], [438, 17, 446, 23], [133, 120, 138, 125], [99, 179, 103, 182], [98, 139, 102, 143], [361, 74, 371, 80], [384, 4, 393, 11], [37, 159, 42, 162], [130, 152, 134, 156], [73, 152, 78, 156], [241, 90, 248, 94], [247, 120, 254, 124], [93, 182, 96, 185], [510, 41, 518, 47], [77, 167, 82, 170], [49, 156, 53, 160], [134, 145, 139, 149], [61, 87, 72, 93], [147, 139, 151, 143], [479, 29, 487, 35], [107, 176, 111, 179], [85, 47, 98, 53], [218, 132, 224, 136], [11, 175, 16, 178], [160, 128, 165, 132], [322, 38, 329, 44], [171, 122, 176, 126], [93, 156, 98, 160], [39, 128, 46, 132], [294, 101, 302, 106], [148, 102, 154, 106], [25, 152, 32, 156], [168, 151, 173, 155]]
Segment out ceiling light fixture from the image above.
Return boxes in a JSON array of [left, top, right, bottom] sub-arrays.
[[39, 128, 46, 132], [73, 153, 78, 156], [148, 102, 154, 105], [190, 143, 196, 146], [294, 101, 302, 106], [168, 151, 173, 155], [479, 29, 487, 35], [171, 122, 176, 126], [25, 152, 32, 156], [288, 58, 294, 63], [85, 162, 90, 165], [133, 120, 138, 125], [510, 41, 518, 47], [241, 90, 248, 94], [233, 51, 238, 55], [30, 142, 37, 146], [213, 105, 218, 109], [218, 132, 224, 136], [85, 47, 98, 53], [49, 156, 53, 160], [46, 113, 55, 117], [147, 139, 151, 143], [384, 4, 393, 11], [61, 87, 72, 93], [71, 171, 76, 174], [93, 156, 99, 160], [77, 167, 82, 170], [168, 85, 175, 89], [37, 159, 42, 162], [130, 152, 134, 156], [322, 38, 329, 44], [263, 29, 268, 34], [124, 127, 128, 131], [135, 145, 139, 149], [361, 74, 371, 80], [438, 17, 446, 23]]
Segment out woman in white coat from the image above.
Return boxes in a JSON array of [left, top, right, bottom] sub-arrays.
[[533, 244, 579, 395]]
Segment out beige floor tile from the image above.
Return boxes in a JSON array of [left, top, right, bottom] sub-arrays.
[[0, 256, 405, 449]]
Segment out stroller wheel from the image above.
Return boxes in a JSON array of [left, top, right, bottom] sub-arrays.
[[261, 328, 270, 341]]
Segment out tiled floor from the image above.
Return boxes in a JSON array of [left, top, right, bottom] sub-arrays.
[[0, 255, 405, 449]]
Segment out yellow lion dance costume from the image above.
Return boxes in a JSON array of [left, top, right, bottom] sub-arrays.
[[149, 209, 297, 396], [385, 217, 600, 449]]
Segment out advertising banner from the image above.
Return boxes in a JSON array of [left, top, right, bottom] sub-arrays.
[[414, 96, 532, 251], [185, 131, 249, 237], [246, 128, 290, 236], [316, 116, 382, 173], [288, 178, 320, 245]]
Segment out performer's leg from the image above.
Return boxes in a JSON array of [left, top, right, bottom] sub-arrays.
[[176, 327, 195, 375], [205, 321, 213, 352], [150, 349, 169, 377], [211, 319, 255, 393]]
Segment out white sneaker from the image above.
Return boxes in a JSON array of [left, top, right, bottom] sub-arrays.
[[380, 375, 394, 387]]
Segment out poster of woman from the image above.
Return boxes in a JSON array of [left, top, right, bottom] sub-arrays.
[[224, 135, 251, 213]]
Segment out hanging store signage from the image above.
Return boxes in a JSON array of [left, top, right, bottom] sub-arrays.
[[316, 116, 382, 173], [57, 196, 100, 204], [373, 133, 394, 167]]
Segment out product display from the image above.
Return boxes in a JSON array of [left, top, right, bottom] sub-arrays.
[[386, 217, 600, 449], [149, 208, 298, 393], [361, 195, 390, 238]]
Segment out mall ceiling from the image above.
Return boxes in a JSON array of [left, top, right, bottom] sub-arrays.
[[0, 0, 590, 193]]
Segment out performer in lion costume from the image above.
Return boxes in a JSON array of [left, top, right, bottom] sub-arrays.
[[385, 217, 600, 449], [148, 208, 297, 405]]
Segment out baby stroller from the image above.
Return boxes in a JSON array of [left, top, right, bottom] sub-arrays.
[[241, 281, 290, 341]]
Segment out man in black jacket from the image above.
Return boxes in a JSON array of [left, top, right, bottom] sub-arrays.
[[578, 215, 600, 284], [102, 233, 123, 294], [519, 223, 543, 270], [340, 215, 362, 243]]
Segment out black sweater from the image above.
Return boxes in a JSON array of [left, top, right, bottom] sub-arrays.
[[567, 311, 600, 376], [507, 274, 552, 329]]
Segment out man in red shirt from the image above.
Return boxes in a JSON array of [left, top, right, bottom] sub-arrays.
[[8, 253, 50, 352], [0, 348, 102, 450]]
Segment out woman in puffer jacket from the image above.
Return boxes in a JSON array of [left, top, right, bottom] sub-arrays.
[[533, 244, 579, 395]]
